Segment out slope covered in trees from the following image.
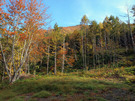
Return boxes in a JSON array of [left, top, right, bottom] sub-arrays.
[[18, 15, 135, 76], [0, 0, 135, 82]]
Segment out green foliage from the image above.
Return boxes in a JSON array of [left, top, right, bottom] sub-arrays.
[[0, 79, 9, 89], [1, 1, 135, 83], [80, 15, 90, 25], [83, 91, 90, 96], [32, 90, 51, 98], [0, 67, 134, 100], [75, 83, 96, 90], [0, 90, 17, 101], [9, 74, 128, 96], [129, 85, 135, 93], [96, 97, 108, 101], [87, 97, 95, 100], [125, 67, 135, 75], [8, 96, 24, 101]]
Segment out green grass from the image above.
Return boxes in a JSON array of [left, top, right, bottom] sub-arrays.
[[32, 90, 51, 98], [0, 67, 135, 101], [0, 90, 17, 101], [8, 96, 24, 101], [96, 97, 108, 101], [12, 76, 128, 94]]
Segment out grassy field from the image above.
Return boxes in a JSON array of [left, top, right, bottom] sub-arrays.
[[0, 67, 135, 101]]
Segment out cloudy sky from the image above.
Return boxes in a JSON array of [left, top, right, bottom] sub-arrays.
[[44, 0, 135, 27]]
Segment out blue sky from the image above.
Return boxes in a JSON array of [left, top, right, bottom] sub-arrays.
[[44, 0, 135, 27]]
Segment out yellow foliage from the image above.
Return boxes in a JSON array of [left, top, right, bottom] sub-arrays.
[[99, 22, 103, 29]]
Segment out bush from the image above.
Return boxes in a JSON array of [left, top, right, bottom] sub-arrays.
[[125, 67, 135, 75], [32, 90, 51, 98]]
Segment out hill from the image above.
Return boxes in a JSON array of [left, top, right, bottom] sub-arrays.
[[60, 25, 81, 33]]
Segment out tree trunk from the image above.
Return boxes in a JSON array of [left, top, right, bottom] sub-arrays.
[[11, 36, 33, 83], [0, 42, 11, 81], [82, 33, 85, 68], [84, 33, 87, 70], [27, 53, 30, 74], [124, 33, 128, 52], [62, 36, 65, 73], [47, 43, 50, 75], [2, 66, 5, 82], [127, 9, 135, 53], [93, 40, 95, 69], [54, 45, 57, 75], [10, 73, 18, 83], [12, 35, 16, 74]]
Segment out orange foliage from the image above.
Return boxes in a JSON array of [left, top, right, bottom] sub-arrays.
[[68, 56, 75, 66]]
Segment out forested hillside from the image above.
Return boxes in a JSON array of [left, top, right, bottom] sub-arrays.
[[0, 0, 135, 82], [0, 0, 135, 101], [2, 13, 135, 81]]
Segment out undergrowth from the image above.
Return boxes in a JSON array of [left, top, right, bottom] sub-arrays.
[[0, 66, 135, 101]]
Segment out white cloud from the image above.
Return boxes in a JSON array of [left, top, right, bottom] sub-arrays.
[[117, 5, 127, 14], [115, 0, 135, 14]]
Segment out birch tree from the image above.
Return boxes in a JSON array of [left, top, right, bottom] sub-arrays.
[[0, 0, 50, 83]]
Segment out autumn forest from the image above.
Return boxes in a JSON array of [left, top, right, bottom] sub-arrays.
[[0, 0, 135, 101]]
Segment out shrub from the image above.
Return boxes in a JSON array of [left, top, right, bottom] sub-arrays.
[[125, 67, 135, 75], [8, 97, 24, 101], [32, 90, 51, 98]]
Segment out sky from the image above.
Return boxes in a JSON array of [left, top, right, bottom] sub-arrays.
[[44, 0, 135, 27]]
